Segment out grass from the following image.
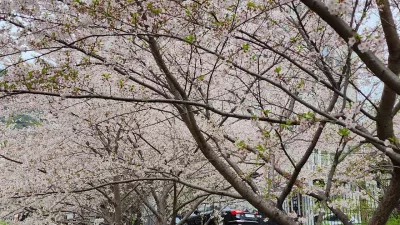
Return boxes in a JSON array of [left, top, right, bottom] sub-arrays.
[[353, 216, 400, 225], [386, 216, 400, 225], [321, 216, 400, 225]]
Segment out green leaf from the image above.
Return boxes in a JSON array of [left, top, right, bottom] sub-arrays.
[[227, 4, 236, 11], [247, 1, 256, 8], [0, 140, 8, 147], [297, 80, 305, 88], [255, 144, 265, 152], [339, 128, 350, 137], [184, 34, 195, 43], [49, 75, 56, 82], [212, 20, 223, 26], [263, 130, 270, 138], [28, 71, 34, 78], [354, 33, 362, 41], [242, 43, 250, 52], [131, 12, 138, 24], [302, 111, 315, 119], [101, 73, 111, 80], [151, 8, 162, 15], [274, 67, 281, 73], [147, 2, 162, 15], [388, 136, 399, 145], [26, 83, 32, 89], [236, 140, 245, 147], [263, 109, 270, 117], [296, 45, 305, 51], [197, 74, 206, 81], [184, 34, 194, 44]]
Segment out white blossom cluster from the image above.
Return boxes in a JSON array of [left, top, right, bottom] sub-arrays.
[[326, 0, 353, 16]]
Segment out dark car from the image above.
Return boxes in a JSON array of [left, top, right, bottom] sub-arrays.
[[221, 209, 259, 225], [185, 206, 259, 225], [184, 205, 216, 225]]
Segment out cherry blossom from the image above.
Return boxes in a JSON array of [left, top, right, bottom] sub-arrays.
[[0, 0, 399, 225]]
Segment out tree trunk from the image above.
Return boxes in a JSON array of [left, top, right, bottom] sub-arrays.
[[368, 165, 400, 225], [368, 0, 400, 223], [148, 37, 298, 225], [113, 176, 123, 225]]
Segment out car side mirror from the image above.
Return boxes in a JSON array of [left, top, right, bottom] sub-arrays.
[[194, 210, 199, 215]]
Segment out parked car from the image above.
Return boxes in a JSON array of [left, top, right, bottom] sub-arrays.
[[221, 209, 259, 225], [184, 205, 259, 225], [184, 205, 215, 225]]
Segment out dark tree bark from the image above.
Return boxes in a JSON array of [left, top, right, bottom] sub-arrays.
[[113, 176, 123, 225]]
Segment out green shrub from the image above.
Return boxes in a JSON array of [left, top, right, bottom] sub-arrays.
[[386, 216, 400, 225]]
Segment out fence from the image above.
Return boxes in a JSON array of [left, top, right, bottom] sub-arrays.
[[281, 184, 381, 225]]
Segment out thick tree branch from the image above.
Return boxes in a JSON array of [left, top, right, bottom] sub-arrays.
[[1, 90, 294, 124]]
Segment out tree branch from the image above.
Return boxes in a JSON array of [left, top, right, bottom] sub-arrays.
[[300, 0, 400, 95]]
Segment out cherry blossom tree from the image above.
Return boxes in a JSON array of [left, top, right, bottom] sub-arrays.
[[0, 96, 235, 225], [1, 0, 400, 225], [0, 97, 232, 225]]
